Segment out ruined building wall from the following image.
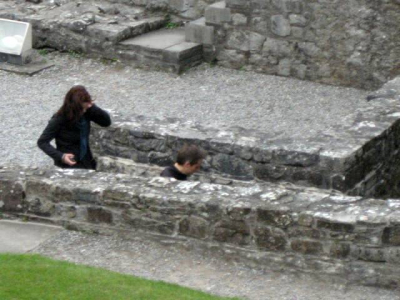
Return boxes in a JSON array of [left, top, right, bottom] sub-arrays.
[[108, 0, 221, 19], [207, 0, 400, 90]]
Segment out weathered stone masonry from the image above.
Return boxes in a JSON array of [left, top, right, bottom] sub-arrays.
[[1, 167, 400, 288], [1, 0, 399, 88], [195, 0, 400, 89], [91, 104, 400, 198]]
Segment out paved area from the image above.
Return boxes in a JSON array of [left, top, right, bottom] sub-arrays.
[[0, 220, 61, 253]]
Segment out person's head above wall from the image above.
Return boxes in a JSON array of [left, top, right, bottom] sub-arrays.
[[175, 144, 206, 175]]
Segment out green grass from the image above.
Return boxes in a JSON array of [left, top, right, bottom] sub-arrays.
[[165, 22, 180, 29], [0, 254, 240, 300]]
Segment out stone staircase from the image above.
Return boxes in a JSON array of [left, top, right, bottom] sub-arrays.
[[0, 0, 204, 73]]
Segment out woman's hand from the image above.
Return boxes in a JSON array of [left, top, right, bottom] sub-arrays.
[[62, 153, 77, 166]]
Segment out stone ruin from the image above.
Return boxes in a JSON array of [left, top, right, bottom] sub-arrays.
[[1, 0, 400, 291], [0, 0, 399, 88]]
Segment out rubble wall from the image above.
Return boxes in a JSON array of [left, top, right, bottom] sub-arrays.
[[210, 0, 400, 89], [1, 167, 400, 288], [91, 111, 400, 198]]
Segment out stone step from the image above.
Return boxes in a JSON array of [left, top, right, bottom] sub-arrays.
[[0, 3, 204, 73], [205, 1, 231, 25], [1, 166, 400, 289], [185, 17, 214, 45], [85, 17, 167, 44], [117, 28, 203, 73]]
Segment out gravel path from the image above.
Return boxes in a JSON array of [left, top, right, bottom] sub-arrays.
[[33, 230, 400, 300], [0, 51, 370, 167]]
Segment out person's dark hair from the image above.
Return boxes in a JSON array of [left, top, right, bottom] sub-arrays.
[[57, 85, 93, 122], [176, 144, 206, 165]]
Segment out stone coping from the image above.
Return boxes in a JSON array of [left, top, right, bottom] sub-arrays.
[[92, 98, 400, 196]]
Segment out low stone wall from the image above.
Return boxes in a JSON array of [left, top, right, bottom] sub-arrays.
[[91, 106, 400, 198], [206, 0, 400, 89], [1, 166, 400, 288]]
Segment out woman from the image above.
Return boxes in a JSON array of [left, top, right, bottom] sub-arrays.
[[37, 85, 111, 169]]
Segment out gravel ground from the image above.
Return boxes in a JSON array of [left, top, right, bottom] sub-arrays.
[[0, 51, 370, 167], [33, 230, 400, 300]]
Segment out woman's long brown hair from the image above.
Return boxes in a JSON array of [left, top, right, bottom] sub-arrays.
[[57, 85, 92, 123]]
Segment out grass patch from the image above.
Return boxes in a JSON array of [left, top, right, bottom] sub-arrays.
[[38, 49, 49, 56], [165, 22, 180, 29], [0, 254, 240, 300]]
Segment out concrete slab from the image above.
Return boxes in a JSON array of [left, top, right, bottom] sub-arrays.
[[120, 28, 186, 49], [0, 61, 54, 76], [0, 220, 62, 253]]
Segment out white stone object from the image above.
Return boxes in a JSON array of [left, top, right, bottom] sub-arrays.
[[0, 18, 32, 56]]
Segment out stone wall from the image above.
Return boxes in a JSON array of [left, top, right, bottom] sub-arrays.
[[205, 0, 400, 89], [91, 109, 400, 198], [1, 166, 400, 288]]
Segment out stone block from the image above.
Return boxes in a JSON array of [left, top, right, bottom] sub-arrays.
[[226, 0, 249, 9], [205, 2, 231, 25], [86, 23, 131, 43], [271, 15, 291, 37], [249, 32, 266, 52], [26, 197, 55, 217], [383, 226, 400, 246], [317, 219, 355, 233], [278, 58, 291, 76], [164, 42, 203, 63], [232, 13, 247, 26], [211, 153, 253, 179], [289, 14, 307, 27], [227, 30, 250, 51], [257, 208, 293, 228], [357, 247, 386, 262], [255, 225, 287, 251], [87, 207, 113, 224], [288, 227, 321, 239], [213, 219, 251, 246], [330, 242, 351, 258], [185, 18, 214, 45], [0, 180, 25, 212], [291, 239, 323, 255], [179, 216, 209, 239], [122, 209, 175, 235]]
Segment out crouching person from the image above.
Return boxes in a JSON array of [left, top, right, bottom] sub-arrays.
[[160, 144, 206, 180], [37, 85, 111, 170]]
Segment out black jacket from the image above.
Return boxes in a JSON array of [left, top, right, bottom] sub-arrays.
[[37, 104, 111, 168]]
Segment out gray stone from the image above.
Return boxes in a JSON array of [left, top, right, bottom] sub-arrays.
[[227, 30, 250, 51], [289, 14, 306, 27], [249, 32, 266, 52], [278, 58, 291, 76], [205, 1, 231, 25], [232, 13, 247, 26], [185, 17, 214, 45], [262, 38, 292, 57], [255, 226, 287, 251], [271, 15, 291, 37]]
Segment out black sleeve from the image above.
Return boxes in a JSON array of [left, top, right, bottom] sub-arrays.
[[86, 104, 111, 127], [37, 115, 64, 162]]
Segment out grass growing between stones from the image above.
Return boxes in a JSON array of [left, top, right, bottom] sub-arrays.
[[0, 254, 240, 300]]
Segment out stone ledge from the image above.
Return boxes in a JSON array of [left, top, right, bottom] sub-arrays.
[[1, 166, 400, 289], [91, 105, 400, 197]]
